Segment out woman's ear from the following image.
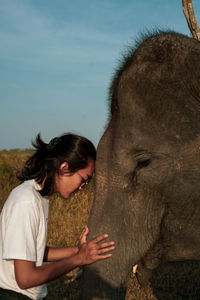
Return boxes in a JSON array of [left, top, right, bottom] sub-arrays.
[[59, 162, 69, 174]]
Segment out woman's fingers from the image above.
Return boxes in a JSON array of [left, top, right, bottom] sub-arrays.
[[84, 225, 89, 236], [89, 235, 115, 250], [96, 246, 115, 255], [95, 253, 113, 261], [90, 234, 109, 244], [90, 234, 115, 247], [79, 225, 89, 244], [97, 241, 115, 249], [78, 234, 115, 265], [88, 243, 115, 256]]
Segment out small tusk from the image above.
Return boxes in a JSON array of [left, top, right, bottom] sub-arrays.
[[133, 264, 138, 274]]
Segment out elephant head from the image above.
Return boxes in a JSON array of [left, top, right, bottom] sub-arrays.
[[81, 31, 200, 299]]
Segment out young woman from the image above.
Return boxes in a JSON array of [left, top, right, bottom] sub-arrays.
[[0, 133, 115, 300]]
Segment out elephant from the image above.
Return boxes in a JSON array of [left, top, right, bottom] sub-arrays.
[[81, 31, 200, 299]]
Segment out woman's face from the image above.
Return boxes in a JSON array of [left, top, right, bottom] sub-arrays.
[[54, 158, 95, 199]]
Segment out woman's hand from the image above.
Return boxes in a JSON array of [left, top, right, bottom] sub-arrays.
[[77, 225, 115, 265], [14, 226, 114, 289]]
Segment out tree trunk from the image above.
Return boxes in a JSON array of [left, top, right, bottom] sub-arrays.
[[182, 0, 200, 40]]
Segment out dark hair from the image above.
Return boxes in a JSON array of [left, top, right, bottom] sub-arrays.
[[17, 133, 96, 196]]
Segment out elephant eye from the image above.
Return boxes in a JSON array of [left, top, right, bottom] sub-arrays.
[[124, 151, 153, 188], [136, 158, 151, 170], [125, 157, 152, 187], [131, 159, 151, 184]]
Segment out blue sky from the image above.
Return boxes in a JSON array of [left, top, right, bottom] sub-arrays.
[[0, 0, 199, 149]]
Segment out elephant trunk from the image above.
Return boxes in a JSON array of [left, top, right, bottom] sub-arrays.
[[81, 129, 131, 300]]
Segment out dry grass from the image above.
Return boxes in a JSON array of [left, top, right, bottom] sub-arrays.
[[1, 151, 200, 300], [0, 150, 31, 208]]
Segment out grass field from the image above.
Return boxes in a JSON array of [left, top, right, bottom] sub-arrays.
[[1, 150, 200, 300]]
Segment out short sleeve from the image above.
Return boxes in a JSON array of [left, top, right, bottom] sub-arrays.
[[2, 201, 39, 261]]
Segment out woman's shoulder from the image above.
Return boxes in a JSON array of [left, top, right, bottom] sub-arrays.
[[7, 180, 41, 205]]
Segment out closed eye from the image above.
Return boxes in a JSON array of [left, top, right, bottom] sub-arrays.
[[124, 150, 170, 191], [130, 159, 151, 184], [78, 174, 92, 187], [136, 158, 151, 170], [125, 152, 153, 187]]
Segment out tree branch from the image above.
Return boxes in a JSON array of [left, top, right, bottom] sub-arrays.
[[182, 0, 200, 40]]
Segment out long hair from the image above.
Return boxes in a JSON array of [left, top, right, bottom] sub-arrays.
[[17, 133, 96, 196]]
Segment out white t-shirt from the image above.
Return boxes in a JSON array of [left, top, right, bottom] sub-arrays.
[[0, 179, 49, 300]]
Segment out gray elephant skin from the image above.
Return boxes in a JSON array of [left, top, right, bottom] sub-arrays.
[[81, 31, 200, 299]]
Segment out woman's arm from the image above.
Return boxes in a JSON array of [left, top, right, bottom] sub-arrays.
[[14, 233, 115, 289], [43, 246, 78, 262], [43, 226, 89, 262]]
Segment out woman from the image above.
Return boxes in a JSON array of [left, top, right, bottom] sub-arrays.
[[0, 133, 115, 300]]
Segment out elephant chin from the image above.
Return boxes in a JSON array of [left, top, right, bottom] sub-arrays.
[[81, 264, 127, 300]]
